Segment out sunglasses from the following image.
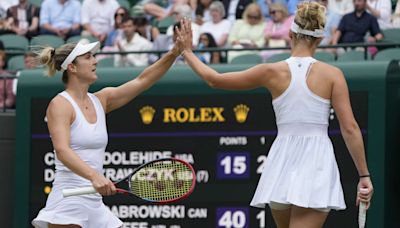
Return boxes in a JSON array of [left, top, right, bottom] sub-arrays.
[[269, 10, 277, 15], [247, 15, 261, 19], [115, 13, 125, 17]]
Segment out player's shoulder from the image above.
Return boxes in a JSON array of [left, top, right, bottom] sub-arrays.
[[314, 61, 344, 77], [47, 94, 74, 116]]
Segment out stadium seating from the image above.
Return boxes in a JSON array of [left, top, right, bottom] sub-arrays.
[[29, 0, 42, 7], [156, 16, 175, 34], [97, 57, 115, 67], [30, 35, 65, 48], [7, 55, 25, 71], [381, 29, 400, 43], [264, 52, 291, 63], [374, 48, 400, 61], [66, 35, 99, 44], [314, 51, 335, 62], [0, 34, 29, 51], [118, 0, 131, 9], [230, 54, 263, 64], [337, 50, 370, 61]]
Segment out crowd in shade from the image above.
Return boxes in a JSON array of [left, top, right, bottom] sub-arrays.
[[0, 0, 400, 108]]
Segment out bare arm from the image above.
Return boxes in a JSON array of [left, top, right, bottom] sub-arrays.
[[95, 46, 180, 113], [178, 19, 272, 90], [47, 97, 115, 195], [331, 68, 373, 208], [331, 30, 341, 45]]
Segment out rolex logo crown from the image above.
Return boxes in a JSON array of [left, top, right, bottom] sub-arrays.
[[233, 104, 249, 123], [140, 106, 155, 124]]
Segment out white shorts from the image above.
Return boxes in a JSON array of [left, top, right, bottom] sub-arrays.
[[269, 201, 331, 213]]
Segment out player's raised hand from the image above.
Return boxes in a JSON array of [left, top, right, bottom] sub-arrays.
[[176, 18, 193, 53]]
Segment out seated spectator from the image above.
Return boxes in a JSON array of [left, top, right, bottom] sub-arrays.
[[23, 51, 38, 69], [114, 17, 153, 67], [221, 0, 253, 23], [366, 0, 392, 29], [0, 50, 15, 109], [332, 0, 383, 45], [194, 0, 213, 25], [149, 22, 184, 64], [227, 3, 266, 62], [134, 16, 156, 42], [143, 0, 189, 20], [11, 51, 38, 98], [196, 32, 221, 64], [39, 0, 81, 39], [0, 0, 18, 16], [328, 0, 354, 15], [261, 3, 293, 61], [228, 3, 266, 49], [104, 6, 129, 47], [163, 4, 199, 45], [81, 0, 120, 44], [6, 0, 39, 39], [257, 0, 290, 19], [200, 1, 232, 47], [393, 0, 400, 28], [318, 0, 342, 45], [264, 3, 293, 48]]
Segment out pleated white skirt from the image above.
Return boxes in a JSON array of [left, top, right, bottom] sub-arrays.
[[250, 124, 346, 210], [32, 175, 122, 228]]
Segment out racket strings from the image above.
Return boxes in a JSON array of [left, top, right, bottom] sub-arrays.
[[130, 160, 193, 201]]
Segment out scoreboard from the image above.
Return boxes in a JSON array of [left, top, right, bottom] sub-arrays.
[[29, 92, 368, 228]]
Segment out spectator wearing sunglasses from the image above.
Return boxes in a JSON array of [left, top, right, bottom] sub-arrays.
[[104, 6, 129, 47], [262, 3, 293, 61], [227, 3, 266, 62]]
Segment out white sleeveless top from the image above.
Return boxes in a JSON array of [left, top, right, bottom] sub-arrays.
[[32, 91, 123, 228], [250, 57, 346, 210], [55, 91, 108, 183], [273, 56, 331, 126]]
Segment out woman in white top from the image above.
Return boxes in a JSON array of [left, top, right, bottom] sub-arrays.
[[31, 37, 182, 227], [366, 0, 393, 29], [176, 1, 373, 227], [200, 1, 232, 47]]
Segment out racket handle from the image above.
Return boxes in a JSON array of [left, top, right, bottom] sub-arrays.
[[358, 188, 368, 228], [62, 186, 97, 197]]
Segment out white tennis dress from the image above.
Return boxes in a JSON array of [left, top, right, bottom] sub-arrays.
[[250, 57, 346, 210], [32, 91, 123, 228]]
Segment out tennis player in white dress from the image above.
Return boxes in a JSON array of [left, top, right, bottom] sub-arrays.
[[32, 38, 182, 227], [176, 2, 373, 226]]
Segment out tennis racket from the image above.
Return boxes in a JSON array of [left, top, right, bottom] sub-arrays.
[[62, 158, 196, 204], [358, 188, 368, 228]]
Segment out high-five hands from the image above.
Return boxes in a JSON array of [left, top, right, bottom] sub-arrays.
[[175, 18, 193, 56]]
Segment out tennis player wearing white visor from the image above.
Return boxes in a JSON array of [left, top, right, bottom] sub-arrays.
[[32, 35, 183, 228]]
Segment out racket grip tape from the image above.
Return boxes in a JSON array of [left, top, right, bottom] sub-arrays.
[[358, 188, 368, 228], [62, 186, 97, 197]]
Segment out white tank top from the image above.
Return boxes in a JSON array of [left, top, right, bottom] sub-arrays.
[[54, 91, 108, 182], [272, 57, 331, 128]]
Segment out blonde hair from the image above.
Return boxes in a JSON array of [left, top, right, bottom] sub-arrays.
[[293, 1, 326, 43], [270, 3, 289, 19], [36, 43, 76, 83], [242, 3, 263, 24]]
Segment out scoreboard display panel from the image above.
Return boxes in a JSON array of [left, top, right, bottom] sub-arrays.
[[30, 92, 368, 228]]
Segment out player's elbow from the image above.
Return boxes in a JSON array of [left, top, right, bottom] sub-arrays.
[[341, 120, 360, 137]]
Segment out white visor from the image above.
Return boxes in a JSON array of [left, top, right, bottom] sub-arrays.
[[290, 22, 324, 38], [61, 41, 100, 70]]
